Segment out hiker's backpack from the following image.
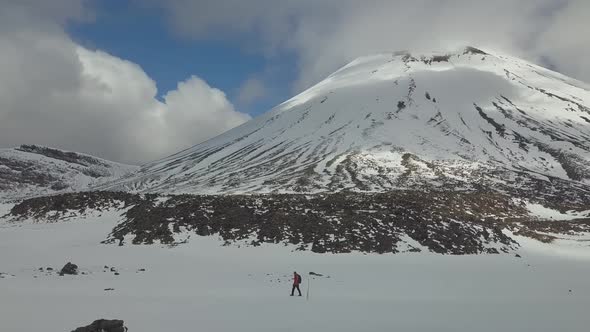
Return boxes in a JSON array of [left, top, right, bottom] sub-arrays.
[[297, 273, 302, 284]]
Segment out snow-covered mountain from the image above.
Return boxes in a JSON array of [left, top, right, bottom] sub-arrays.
[[106, 47, 590, 196], [0, 145, 138, 200]]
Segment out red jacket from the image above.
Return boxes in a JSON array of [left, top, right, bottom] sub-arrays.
[[293, 273, 301, 285]]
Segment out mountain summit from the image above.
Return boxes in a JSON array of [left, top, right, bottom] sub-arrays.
[[108, 47, 590, 199]]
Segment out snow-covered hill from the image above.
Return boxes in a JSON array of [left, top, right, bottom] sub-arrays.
[[106, 47, 590, 196], [0, 145, 138, 201]]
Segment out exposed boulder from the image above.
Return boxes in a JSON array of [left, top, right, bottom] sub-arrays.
[[59, 262, 78, 276], [71, 319, 127, 332]]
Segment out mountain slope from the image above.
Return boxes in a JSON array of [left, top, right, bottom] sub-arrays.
[[0, 145, 138, 200], [107, 47, 590, 197]]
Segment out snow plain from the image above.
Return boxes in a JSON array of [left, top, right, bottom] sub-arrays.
[[1, 206, 589, 332]]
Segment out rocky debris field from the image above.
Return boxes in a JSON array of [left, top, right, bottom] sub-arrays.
[[13, 263, 148, 281], [5, 190, 590, 255]]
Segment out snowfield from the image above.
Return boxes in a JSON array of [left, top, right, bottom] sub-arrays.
[[1, 207, 589, 332]]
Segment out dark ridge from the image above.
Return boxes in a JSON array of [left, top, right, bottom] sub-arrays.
[[464, 47, 488, 55], [421, 54, 451, 65], [474, 104, 506, 137], [15, 145, 109, 168]]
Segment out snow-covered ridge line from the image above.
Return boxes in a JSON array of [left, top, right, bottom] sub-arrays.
[[0, 145, 138, 201]]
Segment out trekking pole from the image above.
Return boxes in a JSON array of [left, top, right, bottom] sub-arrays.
[[307, 273, 311, 300]]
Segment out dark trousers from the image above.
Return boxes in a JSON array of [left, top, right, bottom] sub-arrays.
[[291, 284, 301, 296]]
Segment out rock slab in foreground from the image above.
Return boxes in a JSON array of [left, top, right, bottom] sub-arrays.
[[59, 262, 79, 276], [71, 319, 126, 332]]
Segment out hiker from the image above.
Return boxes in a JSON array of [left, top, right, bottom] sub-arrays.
[[291, 271, 302, 296]]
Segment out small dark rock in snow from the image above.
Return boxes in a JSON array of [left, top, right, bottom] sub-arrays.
[[46, 267, 53, 271], [309, 272, 323, 277], [104, 288, 115, 291], [59, 262, 78, 276], [110, 267, 116, 272], [138, 268, 146, 272], [38, 267, 44, 271], [71, 319, 127, 332], [114, 272, 120, 276], [515, 254, 521, 258], [104, 265, 109, 269]]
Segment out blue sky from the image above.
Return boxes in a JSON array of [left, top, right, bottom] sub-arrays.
[[67, 0, 296, 117]]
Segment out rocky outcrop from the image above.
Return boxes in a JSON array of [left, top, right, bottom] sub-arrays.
[[7, 191, 141, 222], [7, 191, 589, 255], [71, 319, 126, 332], [59, 262, 78, 276]]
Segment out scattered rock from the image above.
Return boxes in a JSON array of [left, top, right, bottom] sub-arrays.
[[71, 319, 127, 332], [59, 262, 78, 276], [515, 254, 521, 258], [104, 265, 109, 269], [38, 267, 44, 271], [309, 272, 324, 277], [104, 288, 115, 291], [114, 272, 120, 276], [137, 268, 146, 272], [46, 267, 53, 271], [110, 267, 116, 272]]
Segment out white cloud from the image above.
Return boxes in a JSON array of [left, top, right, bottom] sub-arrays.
[[149, 0, 590, 90], [0, 1, 250, 164], [236, 78, 268, 105], [161, 75, 251, 152]]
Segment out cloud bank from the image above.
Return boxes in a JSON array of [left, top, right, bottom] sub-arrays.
[[151, 0, 590, 90], [0, 1, 250, 164]]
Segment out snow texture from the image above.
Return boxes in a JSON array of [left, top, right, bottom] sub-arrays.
[[526, 202, 590, 221]]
